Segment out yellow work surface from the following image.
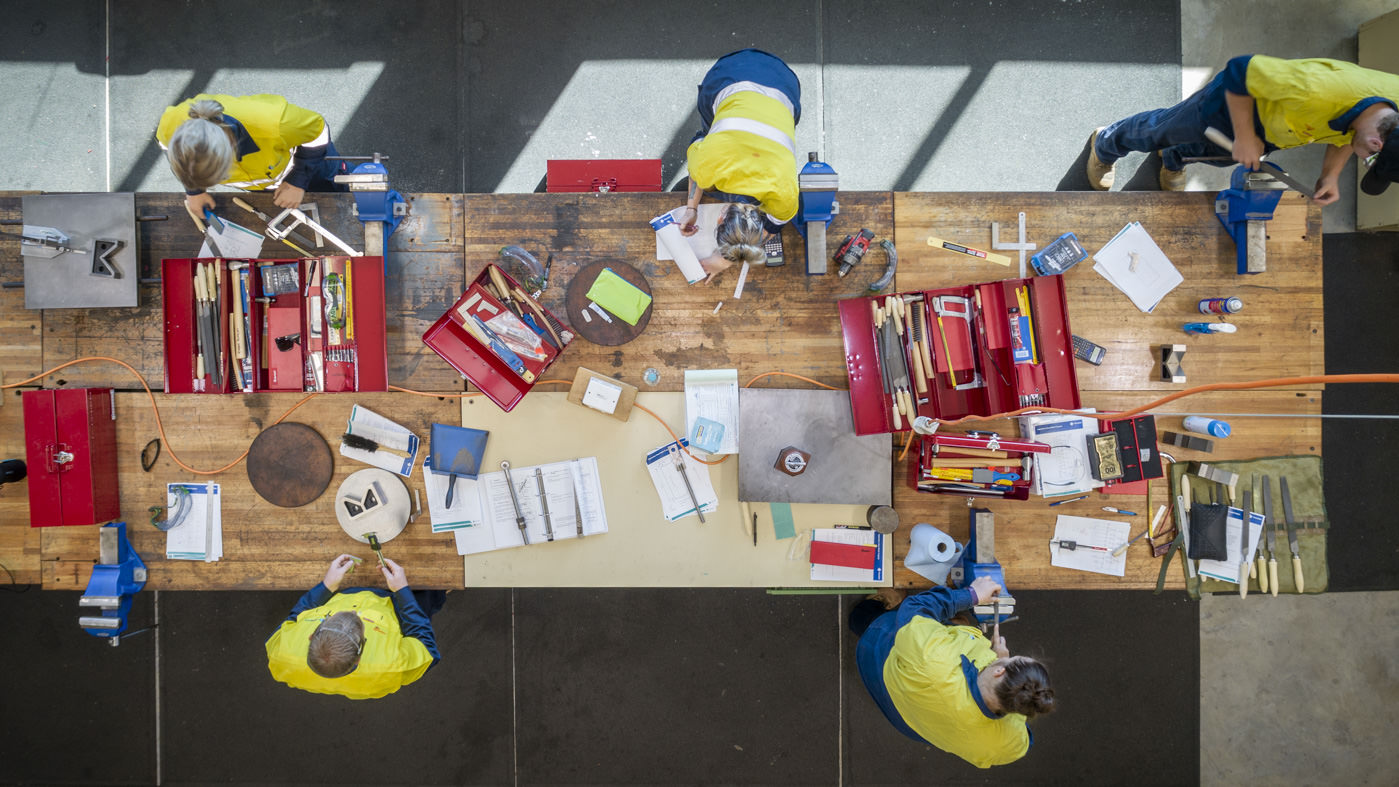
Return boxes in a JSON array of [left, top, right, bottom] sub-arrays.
[[456, 392, 880, 587]]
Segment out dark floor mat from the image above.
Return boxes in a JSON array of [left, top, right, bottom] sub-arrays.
[[513, 588, 840, 786], [0, 590, 156, 785], [158, 589, 512, 786], [843, 590, 1199, 785], [1322, 232, 1399, 592]]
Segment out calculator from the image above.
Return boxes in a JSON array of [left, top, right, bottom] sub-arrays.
[[764, 233, 785, 267], [1072, 334, 1106, 365]]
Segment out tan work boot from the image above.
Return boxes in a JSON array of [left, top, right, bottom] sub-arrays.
[[1087, 128, 1114, 190], [1158, 161, 1188, 191]]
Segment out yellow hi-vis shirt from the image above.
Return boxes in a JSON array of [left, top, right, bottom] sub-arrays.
[[884, 618, 1029, 768], [686, 91, 799, 221], [265, 590, 434, 700], [155, 93, 327, 190], [1246, 55, 1399, 149]]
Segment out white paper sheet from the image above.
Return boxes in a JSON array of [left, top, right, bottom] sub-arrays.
[[645, 440, 719, 522], [684, 368, 739, 455], [1050, 515, 1131, 576], [1198, 507, 1266, 584], [810, 527, 886, 582], [340, 405, 420, 476], [165, 482, 222, 561], [455, 457, 607, 555], [424, 462, 482, 533], [198, 217, 266, 259], [1091, 222, 1183, 313], [1019, 410, 1102, 497], [655, 204, 725, 261]]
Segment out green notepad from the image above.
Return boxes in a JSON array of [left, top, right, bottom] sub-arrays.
[[585, 268, 652, 326]]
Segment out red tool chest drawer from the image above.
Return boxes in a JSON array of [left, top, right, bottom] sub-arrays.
[[423, 264, 574, 412], [22, 388, 120, 527], [546, 159, 663, 193], [161, 256, 388, 393]]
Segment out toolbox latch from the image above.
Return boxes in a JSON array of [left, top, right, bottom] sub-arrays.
[[48, 443, 75, 472], [591, 178, 618, 193]]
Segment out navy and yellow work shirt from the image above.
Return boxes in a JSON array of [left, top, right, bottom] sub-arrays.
[[855, 587, 1031, 768], [155, 93, 330, 193], [265, 584, 438, 700]]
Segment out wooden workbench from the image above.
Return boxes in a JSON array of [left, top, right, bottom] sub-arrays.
[[0, 191, 1321, 591]]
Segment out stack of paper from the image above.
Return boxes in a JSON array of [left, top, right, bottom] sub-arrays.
[[684, 369, 739, 455], [454, 457, 607, 556], [1092, 222, 1182, 313], [1019, 410, 1103, 497], [341, 405, 419, 477], [165, 482, 222, 561], [644, 439, 718, 521], [1049, 515, 1130, 576], [655, 204, 725, 261], [197, 217, 265, 259], [810, 528, 886, 582]]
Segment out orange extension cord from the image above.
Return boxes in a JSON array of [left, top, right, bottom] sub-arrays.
[[6, 358, 1398, 476]]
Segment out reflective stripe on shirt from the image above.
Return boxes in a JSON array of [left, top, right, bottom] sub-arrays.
[[713, 81, 796, 118], [708, 117, 797, 157]]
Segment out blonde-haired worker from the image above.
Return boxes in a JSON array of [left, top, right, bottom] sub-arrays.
[[156, 94, 347, 214]]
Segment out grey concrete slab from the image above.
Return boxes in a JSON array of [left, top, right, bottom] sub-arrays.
[[823, 0, 1181, 192], [159, 589, 512, 786], [843, 590, 1199, 784], [1200, 591, 1399, 786], [514, 588, 839, 786], [107, 1, 464, 195], [0, 0, 107, 191], [464, 1, 823, 193], [0, 590, 156, 785]]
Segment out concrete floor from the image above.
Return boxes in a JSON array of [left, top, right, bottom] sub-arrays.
[[2, 0, 1398, 784]]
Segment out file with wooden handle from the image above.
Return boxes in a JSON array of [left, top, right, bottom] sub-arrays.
[[1280, 476, 1304, 593]]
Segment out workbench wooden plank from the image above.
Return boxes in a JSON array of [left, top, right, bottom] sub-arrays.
[[893, 192, 1323, 391], [39, 392, 466, 591], [461, 192, 894, 391], [888, 389, 1321, 590], [32, 193, 467, 392], [0, 194, 45, 584]]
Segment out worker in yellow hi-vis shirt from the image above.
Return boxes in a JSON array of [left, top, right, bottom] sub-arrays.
[[680, 49, 801, 281], [155, 93, 349, 215]]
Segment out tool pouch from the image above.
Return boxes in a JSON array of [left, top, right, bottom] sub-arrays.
[[1187, 503, 1229, 561]]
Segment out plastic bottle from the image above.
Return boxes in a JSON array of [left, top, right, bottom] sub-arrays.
[[1183, 416, 1231, 438], [1183, 322, 1237, 334], [1198, 297, 1243, 314]]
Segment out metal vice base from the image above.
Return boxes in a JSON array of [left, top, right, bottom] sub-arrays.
[[79, 522, 147, 645]]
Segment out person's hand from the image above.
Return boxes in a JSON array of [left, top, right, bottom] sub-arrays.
[[699, 253, 731, 283], [969, 576, 1002, 605], [679, 206, 699, 237], [380, 557, 409, 592], [184, 192, 216, 216], [323, 554, 357, 592], [273, 182, 306, 209], [1231, 133, 1265, 171], [990, 624, 1010, 659], [1312, 174, 1341, 205]]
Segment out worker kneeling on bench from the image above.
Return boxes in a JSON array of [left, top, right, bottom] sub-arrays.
[[266, 554, 444, 699], [850, 578, 1054, 768]]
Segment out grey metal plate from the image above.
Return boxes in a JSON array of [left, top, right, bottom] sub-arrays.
[[737, 389, 891, 505], [22, 192, 139, 309]]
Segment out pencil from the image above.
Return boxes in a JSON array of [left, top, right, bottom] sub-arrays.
[[1048, 495, 1089, 507]]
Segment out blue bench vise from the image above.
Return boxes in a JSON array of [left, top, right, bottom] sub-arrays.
[[78, 521, 147, 645], [795, 152, 839, 276], [332, 153, 408, 258], [1214, 164, 1285, 275], [950, 507, 1016, 623]]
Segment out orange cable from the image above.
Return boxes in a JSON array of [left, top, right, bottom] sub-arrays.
[[744, 371, 843, 390]]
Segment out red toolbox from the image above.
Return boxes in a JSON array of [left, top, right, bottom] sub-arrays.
[[911, 432, 1051, 501], [422, 264, 574, 412], [839, 274, 1082, 498], [22, 388, 120, 527], [161, 256, 388, 393], [546, 159, 663, 193]]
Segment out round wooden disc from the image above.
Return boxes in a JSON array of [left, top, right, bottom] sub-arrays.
[[334, 469, 411, 544], [246, 422, 334, 508], [565, 260, 652, 346]]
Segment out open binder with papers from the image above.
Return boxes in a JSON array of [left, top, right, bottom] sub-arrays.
[[453, 457, 608, 555]]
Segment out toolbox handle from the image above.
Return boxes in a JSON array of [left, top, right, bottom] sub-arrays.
[[46, 442, 75, 473]]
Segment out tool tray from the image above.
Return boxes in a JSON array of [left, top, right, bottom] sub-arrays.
[[161, 256, 388, 393], [422, 264, 573, 412], [910, 432, 1051, 500]]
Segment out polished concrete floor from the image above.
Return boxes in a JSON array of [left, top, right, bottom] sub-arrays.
[[2, 1, 1397, 784]]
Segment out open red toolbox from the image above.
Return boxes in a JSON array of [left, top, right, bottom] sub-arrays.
[[422, 264, 574, 412], [162, 256, 388, 393], [839, 274, 1082, 499]]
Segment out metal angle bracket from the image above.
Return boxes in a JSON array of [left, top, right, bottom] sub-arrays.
[[991, 211, 1036, 278]]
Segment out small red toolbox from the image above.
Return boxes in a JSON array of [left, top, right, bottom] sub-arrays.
[[911, 432, 1051, 501], [422, 264, 574, 412], [22, 388, 120, 527], [546, 159, 663, 193], [839, 274, 1082, 499], [161, 256, 388, 393]]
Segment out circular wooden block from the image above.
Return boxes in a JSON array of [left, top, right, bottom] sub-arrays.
[[565, 260, 652, 346], [334, 468, 410, 544], [246, 422, 334, 508]]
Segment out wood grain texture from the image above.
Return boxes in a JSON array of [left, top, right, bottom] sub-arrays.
[[462, 193, 894, 391], [894, 192, 1323, 389], [39, 392, 465, 590], [890, 390, 1321, 590], [0, 192, 45, 583]]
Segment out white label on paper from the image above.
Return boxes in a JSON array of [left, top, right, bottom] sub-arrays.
[[582, 377, 623, 414]]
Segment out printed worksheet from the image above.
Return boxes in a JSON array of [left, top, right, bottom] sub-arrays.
[[1049, 515, 1131, 577], [644, 439, 718, 522], [684, 369, 740, 455], [165, 482, 223, 561], [1198, 507, 1266, 584]]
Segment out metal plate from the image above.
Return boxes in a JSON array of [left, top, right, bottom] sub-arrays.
[[246, 422, 334, 508], [22, 193, 139, 309], [737, 389, 892, 505]]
